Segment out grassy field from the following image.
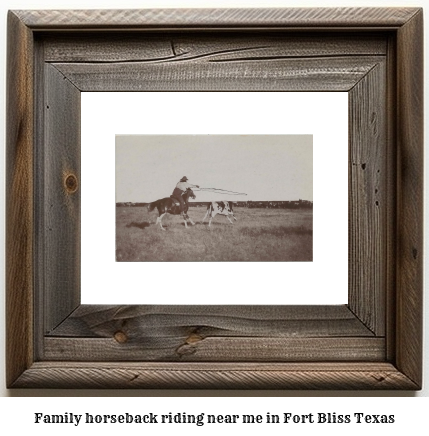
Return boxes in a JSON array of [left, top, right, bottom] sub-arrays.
[[116, 206, 312, 262]]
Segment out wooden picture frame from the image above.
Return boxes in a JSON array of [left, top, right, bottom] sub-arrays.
[[6, 7, 423, 389]]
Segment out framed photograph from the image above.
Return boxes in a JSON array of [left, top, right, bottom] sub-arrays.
[[115, 133, 314, 261], [6, 7, 423, 389]]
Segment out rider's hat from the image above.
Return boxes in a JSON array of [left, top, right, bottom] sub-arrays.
[[180, 176, 188, 182]]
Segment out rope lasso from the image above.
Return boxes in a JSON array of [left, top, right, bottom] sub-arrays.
[[196, 187, 247, 196]]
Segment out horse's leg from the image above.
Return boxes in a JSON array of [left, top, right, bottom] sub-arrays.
[[183, 215, 188, 228], [226, 215, 234, 224], [186, 213, 195, 226], [201, 209, 209, 224], [232, 214, 237, 221], [155, 210, 162, 226], [158, 213, 167, 230], [154, 206, 163, 227], [208, 210, 218, 227], [183, 203, 195, 226]]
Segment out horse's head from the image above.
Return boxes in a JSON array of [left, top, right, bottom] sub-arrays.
[[184, 188, 196, 200]]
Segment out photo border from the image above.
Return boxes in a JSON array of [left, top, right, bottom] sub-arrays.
[[6, 7, 423, 389]]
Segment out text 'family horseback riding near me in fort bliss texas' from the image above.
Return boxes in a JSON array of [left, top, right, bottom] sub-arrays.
[[33, 411, 395, 426]]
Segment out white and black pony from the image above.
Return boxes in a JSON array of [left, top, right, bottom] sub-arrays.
[[147, 188, 196, 230]]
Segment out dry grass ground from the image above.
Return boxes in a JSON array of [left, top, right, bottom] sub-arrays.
[[116, 206, 312, 262]]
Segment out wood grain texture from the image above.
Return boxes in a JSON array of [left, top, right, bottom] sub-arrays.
[[52, 56, 383, 92], [48, 305, 375, 338], [6, 7, 423, 390], [43, 64, 81, 333], [42, 33, 388, 63], [43, 32, 388, 91], [11, 362, 419, 390], [395, 10, 423, 387], [44, 337, 385, 362], [384, 34, 398, 364], [44, 305, 380, 362], [5, 11, 35, 388], [14, 8, 420, 29], [33, 38, 47, 361], [348, 62, 386, 335]]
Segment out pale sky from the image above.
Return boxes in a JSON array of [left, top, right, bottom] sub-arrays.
[[116, 134, 312, 203]]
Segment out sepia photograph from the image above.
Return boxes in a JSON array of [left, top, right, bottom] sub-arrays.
[[116, 134, 312, 262]]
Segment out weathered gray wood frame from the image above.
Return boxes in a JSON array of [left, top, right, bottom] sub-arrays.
[[6, 8, 423, 389]]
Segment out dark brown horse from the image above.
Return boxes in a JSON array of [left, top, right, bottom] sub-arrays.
[[147, 188, 196, 230]]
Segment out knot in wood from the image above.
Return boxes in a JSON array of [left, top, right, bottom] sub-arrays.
[[186, 333, 203, 344], [65, 174, 78, 193], [114, 331, 128, 343]]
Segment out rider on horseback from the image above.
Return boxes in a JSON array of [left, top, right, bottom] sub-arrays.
[[171, 176, 199, 215]]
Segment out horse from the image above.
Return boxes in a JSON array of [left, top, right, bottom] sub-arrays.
[[202, 201, 237, 227], [147, 188, 196, 230]]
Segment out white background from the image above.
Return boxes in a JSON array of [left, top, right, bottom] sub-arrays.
[[81, 92, 347, 305], [0, 0, 427, 415]]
